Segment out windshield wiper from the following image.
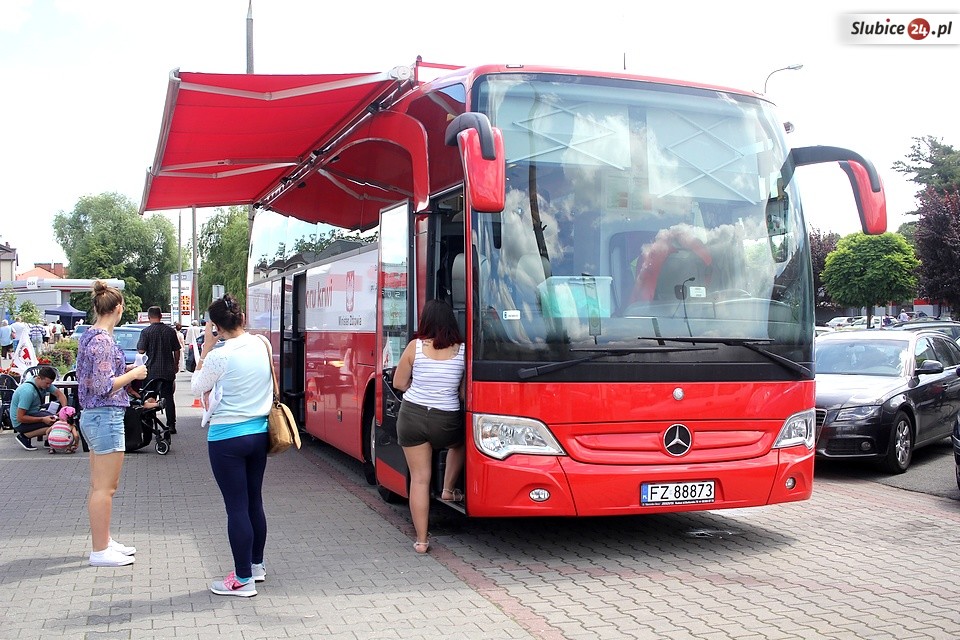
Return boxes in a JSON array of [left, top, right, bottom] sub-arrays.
[[638, 336, 812, 378], [517, 345, 715, 380]]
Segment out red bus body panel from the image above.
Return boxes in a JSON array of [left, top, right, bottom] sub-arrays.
[[465, 380, 814, 517], [303, 330, 375, 460]]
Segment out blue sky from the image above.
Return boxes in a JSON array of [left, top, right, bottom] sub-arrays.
[[1, 0, 957, 270]]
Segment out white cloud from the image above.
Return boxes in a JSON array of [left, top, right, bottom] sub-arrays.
[[0, 0, 32, 33]]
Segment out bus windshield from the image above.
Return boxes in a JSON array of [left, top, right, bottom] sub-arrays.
[[471, 73, 812, 367]]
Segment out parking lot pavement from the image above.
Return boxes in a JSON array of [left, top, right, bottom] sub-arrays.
[[0, 373, 530, 640], [3, 371, 960, 639]]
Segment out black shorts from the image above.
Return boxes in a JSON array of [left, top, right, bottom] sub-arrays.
[[396, 399, 464, 449], [0, 344, 10, 357]]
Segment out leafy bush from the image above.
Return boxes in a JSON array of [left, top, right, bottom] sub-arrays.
[[58, 338, 79, 357], [45, 343, 76, 375]]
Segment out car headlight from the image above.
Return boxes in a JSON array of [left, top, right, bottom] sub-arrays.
[[835, 405, 881, 422], [473, 413, 566, 460], [774, 409, 816, 450]]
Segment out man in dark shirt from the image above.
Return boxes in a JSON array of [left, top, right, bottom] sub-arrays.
[[137, 306, 181, 434]]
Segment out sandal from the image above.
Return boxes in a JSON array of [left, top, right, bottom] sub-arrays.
[[413, 540, 430, 554], [441, 488, 464, 502]]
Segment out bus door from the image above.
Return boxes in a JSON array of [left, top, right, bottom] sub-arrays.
[[374, 203, 414, 493], [281, 273, 307, 426]]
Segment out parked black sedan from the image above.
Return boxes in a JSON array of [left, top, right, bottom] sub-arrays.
[[815, 329, 960, 473]]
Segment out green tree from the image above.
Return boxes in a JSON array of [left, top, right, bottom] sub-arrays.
[[809, 227, 840, 307], [822, 233, 919, 324], [292, 227, 377, 255], [0, 286, 17, 320], [197, 207, 249, 313], [897, 220, 917, 249], [892, 136, 960, 196], [52, 192, 177, 324], [18, 301, 42, 324], [913, 188, 960, 312]]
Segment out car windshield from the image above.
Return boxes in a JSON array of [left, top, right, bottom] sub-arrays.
[[815, 339, 907, 376]]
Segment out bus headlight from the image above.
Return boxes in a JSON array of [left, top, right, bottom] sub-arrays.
[[773, 409, 816, 450], [473, 413, 566, 460]]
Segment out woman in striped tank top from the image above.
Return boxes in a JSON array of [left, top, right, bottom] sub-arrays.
[[393, 300, 466, 554]]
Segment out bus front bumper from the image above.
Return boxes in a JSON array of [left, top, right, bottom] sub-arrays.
[[464, 445, 813, 517]]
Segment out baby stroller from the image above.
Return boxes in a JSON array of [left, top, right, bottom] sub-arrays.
[[124, 378, 172, 455]]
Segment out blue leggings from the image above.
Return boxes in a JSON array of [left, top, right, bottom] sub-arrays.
[[208, 432, 268, 580]]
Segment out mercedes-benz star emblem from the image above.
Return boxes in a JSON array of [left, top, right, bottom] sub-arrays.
[[663, 424, 692, 456]]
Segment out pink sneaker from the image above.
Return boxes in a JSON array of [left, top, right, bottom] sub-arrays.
[[209, 571, 257, 597]]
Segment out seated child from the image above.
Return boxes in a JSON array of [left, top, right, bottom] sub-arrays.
[[127, 383, 161, 410], [47, 406, 80, 454]]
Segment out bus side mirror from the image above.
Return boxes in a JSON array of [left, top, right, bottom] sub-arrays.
[[839, 160, 886, 235], [787, 146, 887, 235], [445, 113, 506, 213]]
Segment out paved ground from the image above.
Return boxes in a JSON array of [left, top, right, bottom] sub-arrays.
[[2, 372, 960, 639]]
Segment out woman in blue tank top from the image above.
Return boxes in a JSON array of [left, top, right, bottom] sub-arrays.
[[393, 300, 465, 554]]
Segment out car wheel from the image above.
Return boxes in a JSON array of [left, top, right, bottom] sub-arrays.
[[956, 463, 960, 493], [881, 411, 913, 474]]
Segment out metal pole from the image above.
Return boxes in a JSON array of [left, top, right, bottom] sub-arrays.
[[192, 205, 198, 322], [246, 0, 254, 74], [246, 0, 257, 243], [177, 210, 182, 324]]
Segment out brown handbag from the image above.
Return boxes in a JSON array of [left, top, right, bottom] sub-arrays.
[[259, 335, 301, 455]]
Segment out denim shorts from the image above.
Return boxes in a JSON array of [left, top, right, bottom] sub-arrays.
[[79, 407, 126, 454]]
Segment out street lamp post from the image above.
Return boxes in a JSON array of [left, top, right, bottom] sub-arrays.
[[762, 64, 803, 94], [177, 210, 182, 325]]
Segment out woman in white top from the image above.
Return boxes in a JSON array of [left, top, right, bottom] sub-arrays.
[[392, 300, 465, 554], [191, 294, 273, 597]]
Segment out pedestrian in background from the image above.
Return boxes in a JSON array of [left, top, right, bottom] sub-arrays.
[[191, 294, 272, 597], [173, 322, 186, 369], [391, 299, 466, 554], [137, 307, 181, 434], [0, 319, 12, 364], [10, 316, 29, 349], [184, 320, 202, 367], [76, 280, 147, 567], [29, 323, 45, 354]]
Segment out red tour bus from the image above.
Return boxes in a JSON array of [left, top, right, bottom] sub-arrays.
[[142, 60, 886, 516]]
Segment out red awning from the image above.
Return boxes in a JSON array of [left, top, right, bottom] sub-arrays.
[[140, 67, 428, 227]]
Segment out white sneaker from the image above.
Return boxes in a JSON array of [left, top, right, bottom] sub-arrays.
[[109, 538, 136, 556], [89, 547, 136, 567], [251, 563, 266, 582]]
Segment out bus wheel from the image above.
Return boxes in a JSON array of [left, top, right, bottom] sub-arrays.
[[362, 415, 376, 485], [369, 415, 401, 503]]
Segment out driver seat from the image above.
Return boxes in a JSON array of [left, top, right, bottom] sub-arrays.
[[630, 233, 713, 303]]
